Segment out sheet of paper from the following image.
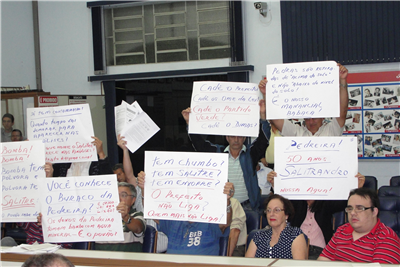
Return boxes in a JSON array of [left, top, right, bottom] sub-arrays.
[[115, 100, 142, 137], [120, 112, 160, 153], [1, 141, 45, 222], [144, 151, 228, 224], [266, 61, 339, 119], [40, 175, 124, 243], [274, 136, 358, 200], [26, 103, 97, 163], [188, 81, 260, 137]]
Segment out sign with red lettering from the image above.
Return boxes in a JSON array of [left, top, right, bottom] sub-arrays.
[[1, 141, 45, 222], [41, 175, 124, 243], [27, 103, 97, 163], [144, 151, 228, 224], [188, 81, 260, 137], [274, 136, 358, 200], [266, 61, 340, 119], [38, 96, 58, 107]]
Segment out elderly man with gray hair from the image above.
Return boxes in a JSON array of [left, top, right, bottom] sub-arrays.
[[95, 182, 146, 252]]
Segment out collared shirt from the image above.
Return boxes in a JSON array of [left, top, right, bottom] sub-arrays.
[[320, 220, 400, 264], [282, 118, 343, 137], [300, 208, 326, 248], [225, 145, 248, 203], [265, 129, 281, 164], [230, 198, 247, 246], [1, 128, 12, 142]]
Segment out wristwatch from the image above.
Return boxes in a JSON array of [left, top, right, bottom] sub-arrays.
[[227, 203, 232, 213]]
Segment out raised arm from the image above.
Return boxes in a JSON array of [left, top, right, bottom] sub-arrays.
[[219, 182, 234, 233], [337, 63, 349, 127], [259, 79, 284, 132], [92, 136, 106, 159], [117, 134, 137, 186]]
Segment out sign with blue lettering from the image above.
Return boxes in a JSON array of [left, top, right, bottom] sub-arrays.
[[40, 175, 124, 242], [188, 81, 260, 137], [266, 61, 340, 119], [144, 151, 229, 224], [1, 141, 45, 222], [27, 103, 97, 163], [274, 136, 358, 199]]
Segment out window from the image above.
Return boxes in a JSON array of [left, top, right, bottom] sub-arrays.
[[103, 1, 231, 66]]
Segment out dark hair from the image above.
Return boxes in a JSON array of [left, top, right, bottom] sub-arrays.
[[22, 253, 74, 267], [264, 194, 295, 223], [349, 188, 380, 214], [112, 163, 124, 172], [118, 182, 137, 198], [12, 129, 23, 136], [2, 113, 14, 123]]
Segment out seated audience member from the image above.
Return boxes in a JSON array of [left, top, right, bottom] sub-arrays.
[[245, 194, 307, 259], [228, 197, 247, 256], [116, 134, 168, 253], [318, 188, 400, 264], [1, 113, 14, 142], [267, 171, 365, 259], [95, 182, 145, 252], [0, 236, 18, 246], [52, 136, 112, 177], [22, 253, 74, 267], [20, 163, 72, 249], [11, 129, 24, 141], [138, 171, 233, 256], [182, 107, 270, 212]]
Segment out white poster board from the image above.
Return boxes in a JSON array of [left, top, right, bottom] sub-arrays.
[[27, 104, 97, 163], [144, 151, 228, 224], [266, 61, 339, 119], [189, 81, 260, 137], [1, 141, 45, 222], [40, 175, 124, 243], [274, 136, 358, 200]]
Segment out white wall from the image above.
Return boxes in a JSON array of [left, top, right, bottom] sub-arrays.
[[37, 1, 101, 95], [1, 1, 398, 186], [1, 1, 36, 88]]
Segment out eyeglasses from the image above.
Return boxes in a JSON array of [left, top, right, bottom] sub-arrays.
[[119, 192, 134, 198], [345, 205, 373, 213], [265, 208, 285, 214]]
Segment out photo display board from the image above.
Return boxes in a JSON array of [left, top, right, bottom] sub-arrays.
[[287, 71, 399, 158], [333, 71, 399, 159]]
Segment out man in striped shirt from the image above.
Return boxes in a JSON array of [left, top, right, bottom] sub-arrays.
[[318, 188, 400, 264]]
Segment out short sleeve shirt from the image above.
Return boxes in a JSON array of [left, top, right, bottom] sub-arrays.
[[282, 118, 343, 136], [253, 223, 304, 259]]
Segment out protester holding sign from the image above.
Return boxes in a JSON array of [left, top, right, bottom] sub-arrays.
[[267, 171, 365, 259], [138, 171, 234, 256], [116, 134, 168, 253], [95, 182, 146, 252], [181, 104, 270, 212], [260, 63, 349, 136], [17, 162, 73, 249]]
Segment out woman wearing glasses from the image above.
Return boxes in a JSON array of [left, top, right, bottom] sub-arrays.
[[245, 194, 308, 259], [266, 171, 365, 259]]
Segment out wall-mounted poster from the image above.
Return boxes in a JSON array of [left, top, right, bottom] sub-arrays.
[[342, 71, 400, 158]]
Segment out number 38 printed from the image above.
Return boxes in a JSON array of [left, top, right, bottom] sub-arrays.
[[187, 231, 202, 247]]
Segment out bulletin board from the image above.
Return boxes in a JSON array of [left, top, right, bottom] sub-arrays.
[[343, 71, 400, 158]]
